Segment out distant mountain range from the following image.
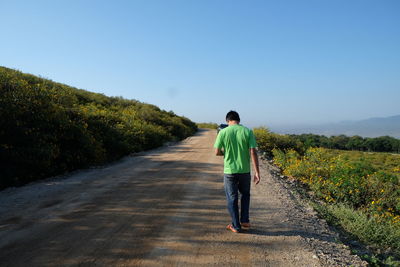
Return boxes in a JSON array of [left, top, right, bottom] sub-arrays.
[[272, 115, 400, 138]]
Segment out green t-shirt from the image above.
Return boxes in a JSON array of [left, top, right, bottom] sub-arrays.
[[214, 124, 257, 174]]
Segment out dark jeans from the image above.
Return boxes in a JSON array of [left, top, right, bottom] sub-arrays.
[[223, 173, 251, 230]]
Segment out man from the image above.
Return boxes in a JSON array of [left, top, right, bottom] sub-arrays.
[[214, 111, 261, 233]]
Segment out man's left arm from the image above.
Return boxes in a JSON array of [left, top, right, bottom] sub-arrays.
[[249, 130, 260, 184], [250, 148, 260, 184]]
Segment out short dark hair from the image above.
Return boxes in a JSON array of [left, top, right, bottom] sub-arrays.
[[226, 110, 240, 122]]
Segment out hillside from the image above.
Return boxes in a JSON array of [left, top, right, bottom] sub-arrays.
[[336, 115, 400, 137], [0, 66, 197, 189]]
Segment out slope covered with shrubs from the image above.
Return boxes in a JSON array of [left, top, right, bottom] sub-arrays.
[[0, 66, 197, 189]]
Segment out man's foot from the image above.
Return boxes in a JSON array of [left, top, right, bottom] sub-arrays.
[[241, 222, 251, 229], [226, 224, 240, 233]]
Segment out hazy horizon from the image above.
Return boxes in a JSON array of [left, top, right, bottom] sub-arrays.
[[1, 0, 399, 127]]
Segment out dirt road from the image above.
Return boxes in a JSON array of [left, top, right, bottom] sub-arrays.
[[0, 129, 363, 266]]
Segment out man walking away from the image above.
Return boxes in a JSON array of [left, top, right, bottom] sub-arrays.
[[214, 111, 261, 233]]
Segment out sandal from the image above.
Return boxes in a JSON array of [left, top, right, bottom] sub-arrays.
[[226, 224, 240, 233]]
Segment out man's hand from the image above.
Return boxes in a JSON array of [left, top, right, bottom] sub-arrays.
[[215, 148, 224, 156], [253, 172, 261, 185]]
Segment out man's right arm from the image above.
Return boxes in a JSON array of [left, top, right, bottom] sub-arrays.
[[250, 148, 260, 184], [214, 131, 224, 156]]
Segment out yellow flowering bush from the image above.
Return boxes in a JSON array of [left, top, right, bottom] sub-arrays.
[[263, 132, 400, 259], [273, 147, 400, 225]]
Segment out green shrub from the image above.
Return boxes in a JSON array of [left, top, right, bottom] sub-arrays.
[[253, 127, 303, 157], [0, 66, 197, 189], [197, 122, 218, 129], [316, 203, 400, 258], [272, 146, 400, 260]]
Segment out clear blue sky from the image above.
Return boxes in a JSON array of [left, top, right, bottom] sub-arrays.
[[1, 0, 399, 127]]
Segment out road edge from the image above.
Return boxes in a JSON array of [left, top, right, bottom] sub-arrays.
[[260, 158, 368, 267]]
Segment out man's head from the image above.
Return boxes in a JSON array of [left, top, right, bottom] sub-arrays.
[[226, 110, 240, 124]]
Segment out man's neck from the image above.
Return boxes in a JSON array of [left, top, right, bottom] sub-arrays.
[[228, 121, 239, 126]]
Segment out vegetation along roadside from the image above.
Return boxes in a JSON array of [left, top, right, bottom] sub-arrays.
[[254, 127, 400, 266], [196, 122, 218, 129], [0, 66, 197, 189]]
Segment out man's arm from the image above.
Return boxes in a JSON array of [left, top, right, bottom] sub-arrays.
[[215, 148, 224, 156], [250, 148, 261, 184]]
